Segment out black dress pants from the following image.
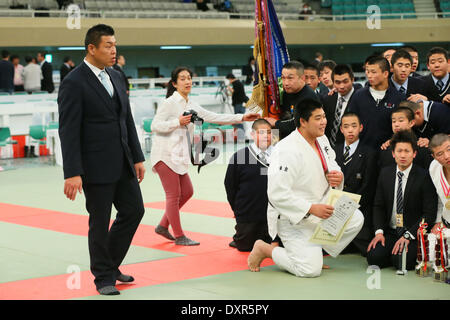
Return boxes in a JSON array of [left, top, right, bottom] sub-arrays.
[[366, 228, 417, 270], [82, 163, 145, 289]]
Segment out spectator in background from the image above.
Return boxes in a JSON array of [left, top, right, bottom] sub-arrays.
[[37, 51, 55, 93], [11, 55, 25, 92], [226, 73, 249, 142], [23, 56, 42, 94], [112, 54, 130, 95], [311, 52, 323, 68], [0, 50, 14, 94], [242, 57, 255, 85], [60, 56, 75, 82], [299, 3, 313, 20], [196, 0, 209, 11]]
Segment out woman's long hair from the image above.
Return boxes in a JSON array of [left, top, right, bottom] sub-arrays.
[[166, 66, 193, 98]]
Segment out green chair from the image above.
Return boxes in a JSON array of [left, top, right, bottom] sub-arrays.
[[142, 118, 153, 153], [0, 127, 17, 159], [27, 125, 47, 157]]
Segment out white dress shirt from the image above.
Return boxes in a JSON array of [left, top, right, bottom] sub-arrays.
[[375, 163, 413, 235], [150, 91, 243, 175], [250, 142, 272, 164], [83, 58, 114, 96]]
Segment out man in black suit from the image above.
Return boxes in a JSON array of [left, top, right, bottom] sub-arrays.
[[323, 64, 358, 148], [58, 24, 146, 296], [0, 50, 14, 94], [389, 49, 425, 98], [367, 130, 437, 270], [334, 113, 378, 256], [37, 52, 54, 93], [413, 47, 449, 105], [60, 56, 74, 82]]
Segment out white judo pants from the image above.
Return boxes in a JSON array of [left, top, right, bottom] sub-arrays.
[[272, 210, 364, 278]]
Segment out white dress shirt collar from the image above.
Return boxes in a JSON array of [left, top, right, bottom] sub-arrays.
[[84, 58, 105, 78], [391, 75, 409, 92], [432, 73, 449, 87]]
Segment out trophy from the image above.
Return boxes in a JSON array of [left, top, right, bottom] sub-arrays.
[[415, 220, 430, 277], [433, 223, 448, 282]]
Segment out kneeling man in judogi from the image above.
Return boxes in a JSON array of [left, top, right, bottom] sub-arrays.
[[248, 98, 364, 277]]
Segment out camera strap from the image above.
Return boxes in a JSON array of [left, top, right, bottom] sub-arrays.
[[185, 125, 219, 173]]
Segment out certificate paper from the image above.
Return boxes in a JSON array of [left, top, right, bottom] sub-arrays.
[[310, 189, 361, 245]]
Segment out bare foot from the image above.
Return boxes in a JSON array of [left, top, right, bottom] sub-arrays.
[[247, 240, 267, 272], [322, 264, 330, 269]]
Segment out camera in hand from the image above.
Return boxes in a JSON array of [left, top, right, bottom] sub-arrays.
[[183, 109, 204, 124]]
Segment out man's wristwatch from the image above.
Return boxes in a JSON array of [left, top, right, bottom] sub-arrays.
[[403, 232, 412, 240]]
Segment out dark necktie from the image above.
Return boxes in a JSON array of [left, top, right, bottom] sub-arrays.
[[399, 86, 406, 95], [330, 96, 345, 147], [343, 145, 351, 165], [258, 151, 267, 164], [396, 171, 404, 215], [436, 80, 444, 92]]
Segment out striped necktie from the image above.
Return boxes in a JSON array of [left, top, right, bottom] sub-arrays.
[[330, 96, 345, 147], [396, 171, 404, 215], [399, 86, 406, 95], [343, 145, 351, 165], [436, 80, 444, 92]]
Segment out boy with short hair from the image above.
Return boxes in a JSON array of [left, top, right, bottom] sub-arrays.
[[334, 112, 378, 256], [224, 119, 274, 251]]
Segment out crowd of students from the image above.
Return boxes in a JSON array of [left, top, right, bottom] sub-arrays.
[[224, 45, 450, 277]]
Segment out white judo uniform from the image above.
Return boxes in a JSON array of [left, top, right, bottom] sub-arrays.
[[427, 160, 450, 264], [267, 129, 364, 277]]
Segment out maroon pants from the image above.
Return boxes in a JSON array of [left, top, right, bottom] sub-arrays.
[[154, 161, 193, 238]]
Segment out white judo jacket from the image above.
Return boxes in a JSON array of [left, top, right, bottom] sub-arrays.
[[267, 129, 343, 240], [429, 159, 450, 224]]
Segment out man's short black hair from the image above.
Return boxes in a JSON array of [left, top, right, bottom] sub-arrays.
[[391, 49, 413, 66], [1, 50, 10, 58], [390, 130, 418, 153], [304, 64, 319, 76], [10, 54, 19, 61], [341, 112, 361, 125], [294, 98, 323, 128], [332, 64, 354, 81], [318, 60, 336, 73], [402, 45, 418, 54], [225, 73, 236, 80], [63, 56, 71, 63], [366, 55, 390, 73], [392, 106, 415, 122], [426, 47, 449, 64], [84, 24, 115, 50], [282, 60, 305, 75], [25, 56, 32, 63]]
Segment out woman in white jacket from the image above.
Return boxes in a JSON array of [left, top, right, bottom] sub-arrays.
[[150, 67, 259, 245]]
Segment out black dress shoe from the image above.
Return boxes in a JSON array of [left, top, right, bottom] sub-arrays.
[[98, 286, 120, 295], [229, 241, 237, 248], [117, 274, 134, 283]]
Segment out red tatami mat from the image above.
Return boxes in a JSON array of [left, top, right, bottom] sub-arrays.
[[144, 199, 234, 218], [0, 202, 273, 299]]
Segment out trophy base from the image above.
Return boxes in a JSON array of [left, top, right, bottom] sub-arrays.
[[415, 267, 429, 277], [433, 271, 448, 282]]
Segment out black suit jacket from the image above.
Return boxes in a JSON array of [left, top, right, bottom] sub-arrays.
[[372, 164, 437, 236], [389, 76, 426, 97], [41, 61, 54, 93], [323, 90, 356, 146], [335, 142, 378, 240], [58, 62, 144, 184], [421, 74, 450, 104], [60, 63, 72, 82]]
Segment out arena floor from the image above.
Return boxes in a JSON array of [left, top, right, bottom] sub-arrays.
[[0, 142, 449, 301]]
